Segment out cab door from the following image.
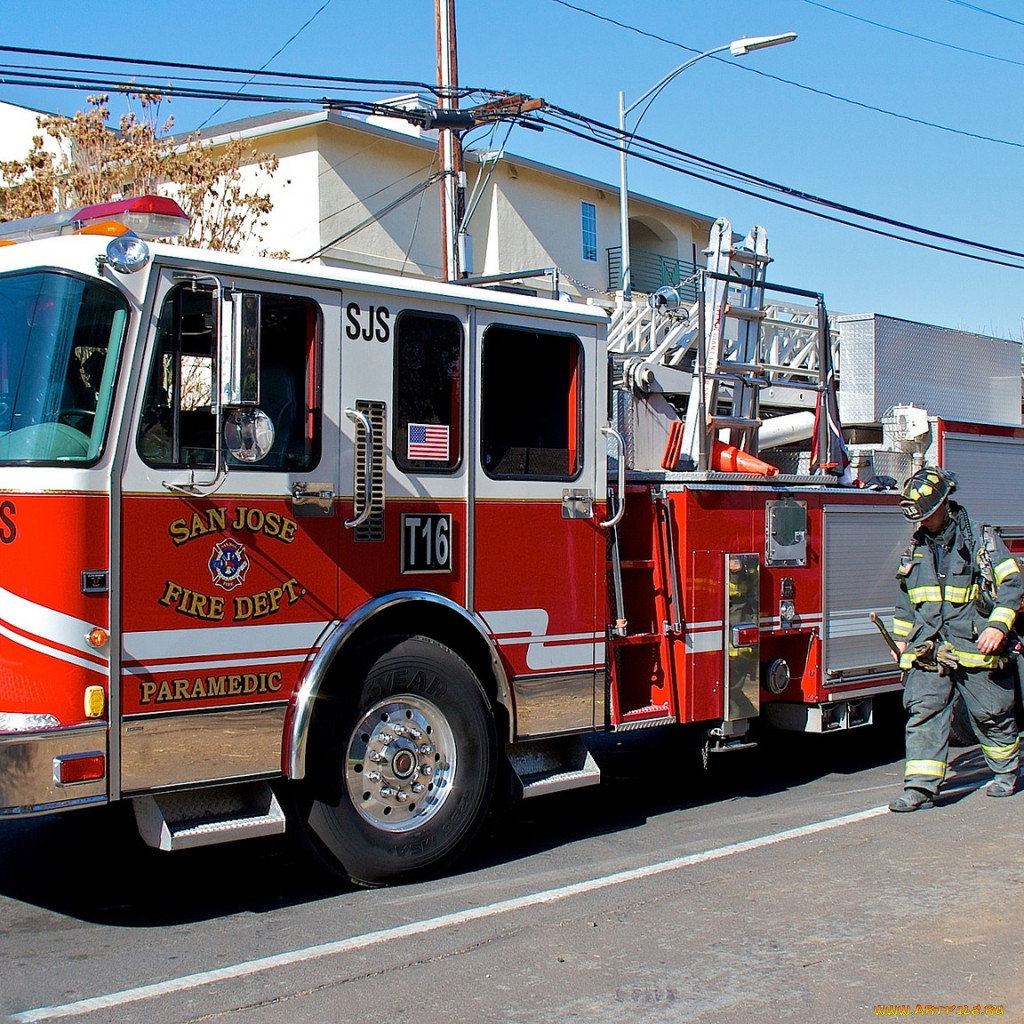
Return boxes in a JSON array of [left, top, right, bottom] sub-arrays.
[[335, 300, 470, 614], [117, 271, 341, 793], [471, 311, 605, 739]]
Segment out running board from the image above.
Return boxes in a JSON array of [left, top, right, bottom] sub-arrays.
[[133, 781, 286, 851], [507, 737, 601, 799]]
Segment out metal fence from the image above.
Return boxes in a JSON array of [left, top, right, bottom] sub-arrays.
[[606, 247, 698, 300]]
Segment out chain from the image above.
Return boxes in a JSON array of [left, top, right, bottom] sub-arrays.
[[555, 267, 608, 296]]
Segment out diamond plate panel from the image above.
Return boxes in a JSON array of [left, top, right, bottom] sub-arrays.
[[837, 314, 1021, 425], [836, 315, 875, 424]]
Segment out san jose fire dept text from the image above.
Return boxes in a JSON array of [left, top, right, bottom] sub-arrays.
[[159, 577, 303, 621]]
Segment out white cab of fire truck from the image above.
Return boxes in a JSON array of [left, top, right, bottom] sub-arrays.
[[0, 197, 612, 886]]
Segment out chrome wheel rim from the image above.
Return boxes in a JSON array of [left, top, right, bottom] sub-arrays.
[[345, 696, 455, 832]]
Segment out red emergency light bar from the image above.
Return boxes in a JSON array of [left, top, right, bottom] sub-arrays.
[[0, 195, 189, 244]]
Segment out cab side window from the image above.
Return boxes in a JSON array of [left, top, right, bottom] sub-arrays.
[[139, 285, 321, 471], [480, 325, 582, 479], [393, 311, 462, 473]]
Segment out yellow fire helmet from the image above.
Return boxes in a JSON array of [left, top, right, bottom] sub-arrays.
[[899, 466, 957, 521]]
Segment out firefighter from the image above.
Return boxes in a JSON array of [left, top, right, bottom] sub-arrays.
[[888, 467, 1022, 812]]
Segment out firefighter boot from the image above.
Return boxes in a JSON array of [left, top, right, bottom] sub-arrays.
[[986, 773, 1017, 798], [888, 787, 935, 813]]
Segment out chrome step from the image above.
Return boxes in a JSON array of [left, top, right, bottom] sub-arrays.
[[133, 781, 286, 851], [508, 737, 601, 799]]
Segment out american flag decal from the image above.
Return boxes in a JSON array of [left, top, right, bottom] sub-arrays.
[[408, 423, 450, 461]]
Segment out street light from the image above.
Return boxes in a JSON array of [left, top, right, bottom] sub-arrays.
[[617, 32, 796, 301]]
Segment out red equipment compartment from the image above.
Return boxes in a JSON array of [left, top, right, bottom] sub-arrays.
[[608, 483, 904, 730]]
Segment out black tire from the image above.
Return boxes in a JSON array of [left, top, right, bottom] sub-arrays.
[[302, 635, 497, 886]]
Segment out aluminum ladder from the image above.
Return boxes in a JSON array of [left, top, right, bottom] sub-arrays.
[[679, 218, 773, 469]]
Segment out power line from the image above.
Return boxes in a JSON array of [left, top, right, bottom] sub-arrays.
[[943, 0, 1024, 29], [1, 37, 1020, 274], [735, 64, 1024, 151], [0, 43, 496, 102], [540, 105, 1024, 271], [302, 172, 444, 261], [198, 0, 336, 129], [0, 72, 358, 108], [8, 25, 1024, 152], [0, 63, 359, 98], [0, 43, 436, 94], [799, 0, 1024, 68], [0, 68, 510, 126], [548, 0, 1024, 151]]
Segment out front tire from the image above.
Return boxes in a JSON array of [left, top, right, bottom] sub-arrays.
[[303, 635, 497, 886]]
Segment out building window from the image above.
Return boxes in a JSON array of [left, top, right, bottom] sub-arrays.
[[581, 201, 598, 263]]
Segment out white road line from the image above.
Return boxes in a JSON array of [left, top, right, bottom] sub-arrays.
[[12, 805, 889, 1023]]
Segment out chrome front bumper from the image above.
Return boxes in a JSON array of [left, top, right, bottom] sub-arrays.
[[0, 723, 108, 816]]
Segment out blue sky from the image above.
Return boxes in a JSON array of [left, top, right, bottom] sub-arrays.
[[2, 0, 1022, 339]]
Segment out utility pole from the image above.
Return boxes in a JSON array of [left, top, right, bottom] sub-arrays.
[[436, 0, 465, 280]]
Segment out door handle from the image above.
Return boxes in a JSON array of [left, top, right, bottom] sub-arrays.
[[291, 482, 335, 517]]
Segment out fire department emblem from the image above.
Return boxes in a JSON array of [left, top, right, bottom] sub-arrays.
[[208, 538, 250, 591]]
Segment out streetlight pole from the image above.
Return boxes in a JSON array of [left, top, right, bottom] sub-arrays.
[[617, 32, 796, 301]]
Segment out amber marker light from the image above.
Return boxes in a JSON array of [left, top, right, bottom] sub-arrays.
[[76, 219, 129, 237], [84, 685, 105, 719], [87, 627, 108, 648]]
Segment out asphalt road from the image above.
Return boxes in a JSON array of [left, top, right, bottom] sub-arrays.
[[2, 719, 1022, 1024]]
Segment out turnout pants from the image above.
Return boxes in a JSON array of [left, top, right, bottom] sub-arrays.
[[902, 663, 1020, 794]]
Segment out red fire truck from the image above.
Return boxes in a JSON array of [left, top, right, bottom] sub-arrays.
[[0, 198, 1019, 885]]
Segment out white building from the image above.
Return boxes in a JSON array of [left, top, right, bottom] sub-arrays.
[[0, 96, 714, 301], [0, 99, 61, 162], [193, 104, 714, 301]]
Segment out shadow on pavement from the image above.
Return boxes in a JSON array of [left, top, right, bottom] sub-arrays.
[[936, 746, 997, 806], [0, 715, 912, 927]]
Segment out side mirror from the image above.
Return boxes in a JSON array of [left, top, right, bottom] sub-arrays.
[[224, 407, 275, 463], [220, 292, 261, 406]]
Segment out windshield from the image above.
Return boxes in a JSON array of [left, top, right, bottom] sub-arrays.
[[0, 271, 128, 463]]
